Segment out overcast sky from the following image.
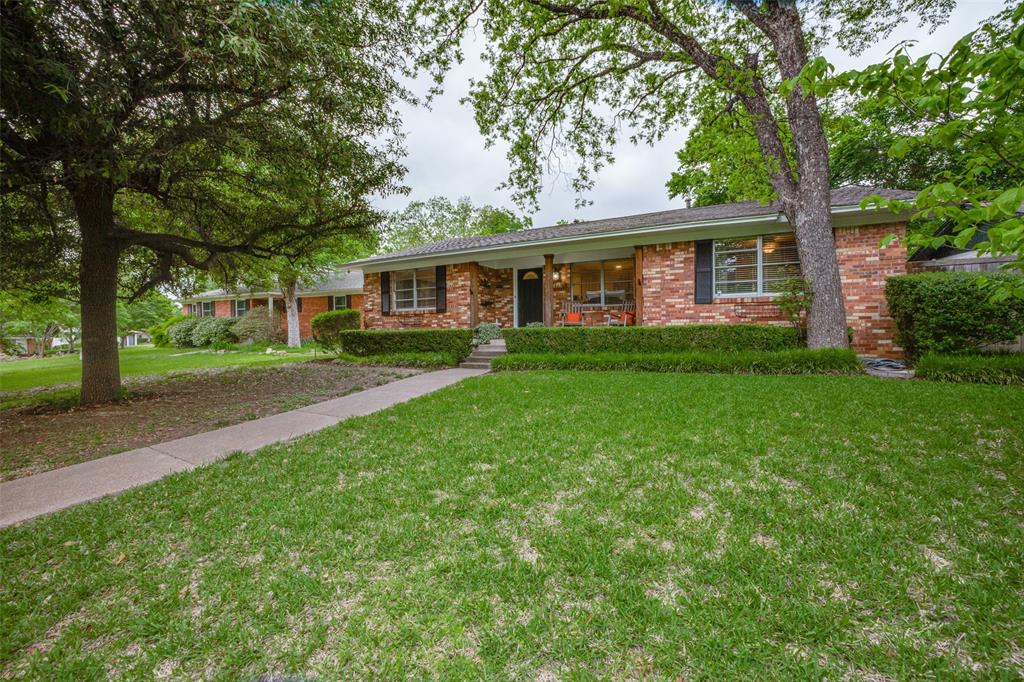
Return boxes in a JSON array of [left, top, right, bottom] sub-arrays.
[[377, 1, 1004, 229]]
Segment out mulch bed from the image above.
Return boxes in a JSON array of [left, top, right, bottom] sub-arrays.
[[0, 361, 420, 481]]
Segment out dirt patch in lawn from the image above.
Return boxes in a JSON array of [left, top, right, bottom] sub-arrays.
[[0, 361, 420, 481]]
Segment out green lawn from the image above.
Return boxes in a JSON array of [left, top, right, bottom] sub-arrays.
[[0, 345, 316, 394], [2, 372, 1022, 679]]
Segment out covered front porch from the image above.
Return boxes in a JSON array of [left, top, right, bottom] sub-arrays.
[[467, 246, 644, 328]]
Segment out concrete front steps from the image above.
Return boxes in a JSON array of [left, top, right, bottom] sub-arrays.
[[459, 339, 507, 370]]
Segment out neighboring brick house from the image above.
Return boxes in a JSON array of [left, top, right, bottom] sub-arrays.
[[351, 186, 919, 358], [180, 270, 365, 341]]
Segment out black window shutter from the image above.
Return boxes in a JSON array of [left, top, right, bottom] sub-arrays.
[[327, 296, 334, 312], [694, 240, 713, 304], [296, 297, 303, 313], [381, 272, 391, 315], [435, 265, 447, 312]]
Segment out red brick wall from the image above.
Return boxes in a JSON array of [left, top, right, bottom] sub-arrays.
[[836, 223, 908, 356], [641, 242, 790, 326], [641, 222, 907, 356], [298, 296, 329, 339], [363, 265, 473, 329], [479, 266, 514, 327], [213, 300, 232, 317]]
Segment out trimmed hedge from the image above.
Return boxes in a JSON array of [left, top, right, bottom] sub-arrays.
[[915, 353, 1024, 385], [311, 309, 362, 351], [502, 324, 801, 354], [149, 315, 187, 348], [335, 352, 460, 368], [491, 349, 862, 375], [334, 329, 473, 359], [885, 272, 1024, 361]]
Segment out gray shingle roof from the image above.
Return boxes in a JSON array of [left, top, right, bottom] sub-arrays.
[[360, 185, 916, 264], [185, 269, 363, 301]]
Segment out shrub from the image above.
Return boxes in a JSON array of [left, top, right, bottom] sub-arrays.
[[502, 324, 801, 354], [149, 315, 187, 348], [190, 317, 237, 347], [775, 278, 813, 342], [885, 272, 1024, 361], [474, 322, 502, 345], [334, 329, 473, 359], [311, 309, 362, 351], [232, 308, 286, 345], [167, 317, 201, 347], [491, 349, 862, 375], [335, 352, 459, 368], [915, 353, 1024, 385]]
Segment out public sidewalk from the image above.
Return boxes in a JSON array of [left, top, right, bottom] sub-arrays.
[[0, 368, 487, 527]]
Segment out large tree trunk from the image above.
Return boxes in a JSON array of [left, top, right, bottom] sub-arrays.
[[763, 5, 850, 349], [280, 277, 301, 348], [73, 180, 122, 405]]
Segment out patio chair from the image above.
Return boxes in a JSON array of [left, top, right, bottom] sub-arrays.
[[605, 302, 636, 326], [558, 300, 584, 326]]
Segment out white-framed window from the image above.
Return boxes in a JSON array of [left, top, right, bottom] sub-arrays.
[[569, 259, 634, 305], [194, 301, 213, 317], [232, 299, 249, 316], [328, 295, 352, 311], [392, 268, 436, 311], [713, 234, 801, 296]]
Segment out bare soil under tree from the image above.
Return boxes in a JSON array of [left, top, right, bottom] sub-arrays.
[[0, 361, 419, 481]]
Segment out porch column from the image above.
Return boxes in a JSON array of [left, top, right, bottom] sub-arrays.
[[634, 245, 644, 325], [543, 254, 554, 326], [267, 296, 273, 318], [469, 261, 480, 327]]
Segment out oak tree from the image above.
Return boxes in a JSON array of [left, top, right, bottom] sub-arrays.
[[422, 0, 954, 347], [1, 0, 424, 403]]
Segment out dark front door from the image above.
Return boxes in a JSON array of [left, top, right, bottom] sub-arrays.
[[517, 268, 543, 326]]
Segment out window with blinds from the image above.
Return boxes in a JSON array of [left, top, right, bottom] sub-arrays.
[[713, 234, 801, 296]]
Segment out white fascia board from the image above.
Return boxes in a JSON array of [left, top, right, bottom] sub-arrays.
[[354, 204, 910, 273]]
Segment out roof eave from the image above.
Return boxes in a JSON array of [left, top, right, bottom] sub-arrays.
[[352, 203, 910, 272]]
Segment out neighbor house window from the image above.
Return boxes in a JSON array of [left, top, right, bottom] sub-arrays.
[[232, 299, 249, 316], [392, 268, 436, 310], [198, 301, 213, 317], [713, 234, 801, 296], [328, 295, 352, 311], [570, 259, 634, 305]]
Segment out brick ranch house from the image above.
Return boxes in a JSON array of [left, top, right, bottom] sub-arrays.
[[180, 270, 364, 340], [351, 186, 920, 358]]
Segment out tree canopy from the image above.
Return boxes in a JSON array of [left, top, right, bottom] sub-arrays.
[[419, 0, 955, 348], [1, 0, 434, 402], [841, 4, 1024, 298], [382, 196, 530, 253]]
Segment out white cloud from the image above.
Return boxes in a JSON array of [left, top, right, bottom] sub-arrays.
[[379, 1, 1002, 228]]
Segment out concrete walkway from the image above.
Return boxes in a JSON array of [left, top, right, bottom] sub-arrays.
[[0, 368, 487, 528]]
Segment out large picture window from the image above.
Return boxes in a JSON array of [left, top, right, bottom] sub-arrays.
[[392, 268, 436, 311], [570, 259, 634, 305], [713, 234, 801, 296]]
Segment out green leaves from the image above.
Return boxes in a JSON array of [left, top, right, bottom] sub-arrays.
[[382, 196, 529, 253], [840, 4, 1024, 296]]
